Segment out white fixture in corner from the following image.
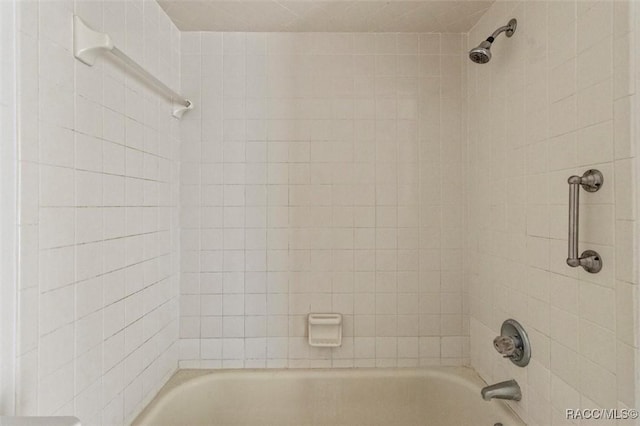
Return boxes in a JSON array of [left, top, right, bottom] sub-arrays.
[[308, 313, 342, 347], [72, 15, 193, 119]]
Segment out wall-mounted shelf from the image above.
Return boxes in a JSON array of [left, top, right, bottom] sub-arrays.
[[73, 15, 193, 119]]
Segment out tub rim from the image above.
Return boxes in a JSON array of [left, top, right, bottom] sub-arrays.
[[133, 366, 525, 425]]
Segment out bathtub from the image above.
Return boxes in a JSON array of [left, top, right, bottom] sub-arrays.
[[133, 367, 525, 426]]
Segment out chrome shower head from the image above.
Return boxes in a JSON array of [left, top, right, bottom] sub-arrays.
[[469, 40, 492, 64], [469, 18, 517, 64]]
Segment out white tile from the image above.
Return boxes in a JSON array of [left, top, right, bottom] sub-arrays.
[[13, 3, 183, 420], [39, 324, 74, 378], [579, 282, 615, 330], [579, 320, 616, 371]]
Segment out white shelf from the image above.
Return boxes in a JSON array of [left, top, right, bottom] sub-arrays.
[[73, 15, 193, 119]]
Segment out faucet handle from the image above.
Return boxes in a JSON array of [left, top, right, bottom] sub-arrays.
[[493, 335, 517, 357], [494, 319, 531, 367]]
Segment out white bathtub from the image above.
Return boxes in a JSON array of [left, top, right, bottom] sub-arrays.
[[133, 367, 525, 426]]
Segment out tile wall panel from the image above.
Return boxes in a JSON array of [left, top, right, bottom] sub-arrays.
[[466, 1, 639, 424], [179, 32, 468, 369], [0, 0, 18, 415], [14, 1, 182, 424]]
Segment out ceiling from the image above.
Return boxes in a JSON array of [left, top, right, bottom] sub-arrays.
[[157, 0, 494, 32]]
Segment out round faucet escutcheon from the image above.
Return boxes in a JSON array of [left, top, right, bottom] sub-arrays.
[[493, 319, 531, 367]]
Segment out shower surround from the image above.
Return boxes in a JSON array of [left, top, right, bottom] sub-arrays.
[[2, 0, 640, 425], [178, 32, 468, 369]]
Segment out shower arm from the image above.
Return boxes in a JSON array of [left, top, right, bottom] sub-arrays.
[[488, 25, 512, 41], [483, 19, 517, 43]]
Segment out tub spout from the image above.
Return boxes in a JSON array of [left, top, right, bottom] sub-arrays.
[[481, 379, 521, 401]]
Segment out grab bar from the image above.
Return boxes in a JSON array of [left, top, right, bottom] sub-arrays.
[[566, 169, 603, 273]]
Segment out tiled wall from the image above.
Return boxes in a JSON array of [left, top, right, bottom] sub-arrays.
[[14, 0, 182, 424], [178, 32, 468, 368], [466, 1, 638, 425], [8, 0, 639, 423], [0, 0, 18, 415]]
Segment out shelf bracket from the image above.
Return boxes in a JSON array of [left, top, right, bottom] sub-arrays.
[[73, 16, 114, 66], [172, 99, 194, 119]]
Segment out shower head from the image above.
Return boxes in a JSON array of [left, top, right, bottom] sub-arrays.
[[469, 18, 517, 64], [469, 40, 492, 64]]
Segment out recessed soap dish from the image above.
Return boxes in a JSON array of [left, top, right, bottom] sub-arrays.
[[308, 313, 342, 347]]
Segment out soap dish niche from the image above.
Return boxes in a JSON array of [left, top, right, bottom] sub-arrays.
[[308, 313, 342, 347]]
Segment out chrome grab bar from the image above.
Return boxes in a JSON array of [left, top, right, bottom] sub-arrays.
[[566, 169, 603, 273]]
